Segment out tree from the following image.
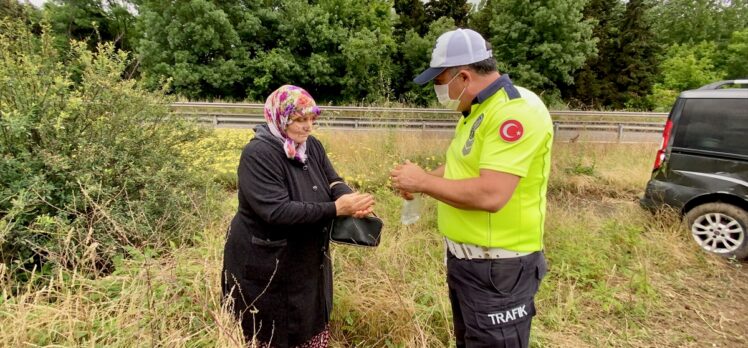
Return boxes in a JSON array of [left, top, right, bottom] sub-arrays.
[[566, 0, 660, 110], [565, 0, 625, 108], [660, 42, 725, 91], [297, 0, 397, 102], [240, 0, 397, 102], [425, 0, 470, 27], [726, 28, 748, 78], [137, 0, 397, 103], [648, 41, 727, 110], [650, 0, 747, 86], [1, 0, 37, 20], [137, 0, 251, 99], [44, 0, 139, 53], [471, 0, 597, 92], [396, 17, 457, 105], [468, 0, 492, 36], [652, 0, 748, 46], [611, 0, 661, 109], [394, 0, 428, 37]]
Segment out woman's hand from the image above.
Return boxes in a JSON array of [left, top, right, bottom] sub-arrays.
[[335, 193, 375, 216], [352, 206, 375, 218]]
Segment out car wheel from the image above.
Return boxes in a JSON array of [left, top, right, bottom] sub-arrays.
[[684, 202, 748, 260]]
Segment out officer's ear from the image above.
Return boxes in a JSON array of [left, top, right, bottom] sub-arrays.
[[458, 69, 472, 84]]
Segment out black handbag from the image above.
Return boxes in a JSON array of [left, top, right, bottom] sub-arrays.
[[329, 214, 383, 247]]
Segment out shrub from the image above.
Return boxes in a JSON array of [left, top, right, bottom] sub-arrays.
[[0, 19, 214, 280]]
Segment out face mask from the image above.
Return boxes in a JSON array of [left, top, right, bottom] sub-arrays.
[[434, 72, 467, 110]]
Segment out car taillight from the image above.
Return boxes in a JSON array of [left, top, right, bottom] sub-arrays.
[[653, 119, 673, 170]]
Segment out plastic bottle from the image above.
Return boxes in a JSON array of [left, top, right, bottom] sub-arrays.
[[400, 195, 421, 225]]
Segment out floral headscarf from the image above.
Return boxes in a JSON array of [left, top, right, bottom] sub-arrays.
[[263, 85, 321, 163]]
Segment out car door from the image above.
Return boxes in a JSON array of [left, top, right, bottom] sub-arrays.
[[666, 97, 748, 205]]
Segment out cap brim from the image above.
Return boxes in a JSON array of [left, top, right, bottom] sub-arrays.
[[413, 67, 447, 85]]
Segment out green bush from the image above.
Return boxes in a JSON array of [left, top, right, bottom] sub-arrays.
[[659, 42, 725, 91], [647, 41, 727, 110], [726, 28, 748, 79], [0, 19, 213, 280]]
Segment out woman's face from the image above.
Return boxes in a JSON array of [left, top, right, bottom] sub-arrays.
[[285, 113, 315, 144]]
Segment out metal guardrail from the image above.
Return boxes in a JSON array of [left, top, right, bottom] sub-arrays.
[[171, 102, 669, 143], [173, 102, 669, 117]]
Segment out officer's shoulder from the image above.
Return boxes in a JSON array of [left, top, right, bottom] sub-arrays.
[[505, 88, 550, 117], [503, 86, 546, 110], [515, 86, 545, 106], [484, 90, 550, 128], [489, 97, 538, 119]]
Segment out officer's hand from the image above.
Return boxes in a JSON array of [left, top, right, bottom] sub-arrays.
[[399, 190, 414, 201], [390, 160, 427, 193]]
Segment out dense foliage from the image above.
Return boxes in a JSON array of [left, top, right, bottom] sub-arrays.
[[3, 0, 746, 110], [0, 19, 213, 278]]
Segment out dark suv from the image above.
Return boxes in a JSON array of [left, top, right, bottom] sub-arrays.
[[641, 79, 748, 259]]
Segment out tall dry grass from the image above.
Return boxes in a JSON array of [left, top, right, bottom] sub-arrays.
[[1, 128, 746, 347], [0, 195, 244, 347]]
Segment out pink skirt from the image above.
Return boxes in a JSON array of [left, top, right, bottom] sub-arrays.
[[256, 325, 330, 348]]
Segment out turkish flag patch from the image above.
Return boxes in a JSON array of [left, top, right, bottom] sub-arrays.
[[499, 120, 523, 142]]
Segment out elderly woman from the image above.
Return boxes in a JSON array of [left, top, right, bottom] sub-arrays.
[[222, 85, 374, 347]]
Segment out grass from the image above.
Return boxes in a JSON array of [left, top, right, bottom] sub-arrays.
[[1, 128, 746, 347]]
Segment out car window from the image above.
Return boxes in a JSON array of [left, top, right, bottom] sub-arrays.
[[672, 98, 748, 156]]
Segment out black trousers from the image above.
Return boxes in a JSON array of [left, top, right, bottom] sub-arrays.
[[447, 251, 547, 348]]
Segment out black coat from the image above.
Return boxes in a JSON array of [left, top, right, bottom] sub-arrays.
[[222, 125, 352, 347]]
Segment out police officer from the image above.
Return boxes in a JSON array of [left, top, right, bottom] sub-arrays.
[[390, 28, 553, 348]]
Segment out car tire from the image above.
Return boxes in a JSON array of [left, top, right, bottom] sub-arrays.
[[685, 203, 748, 260]]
